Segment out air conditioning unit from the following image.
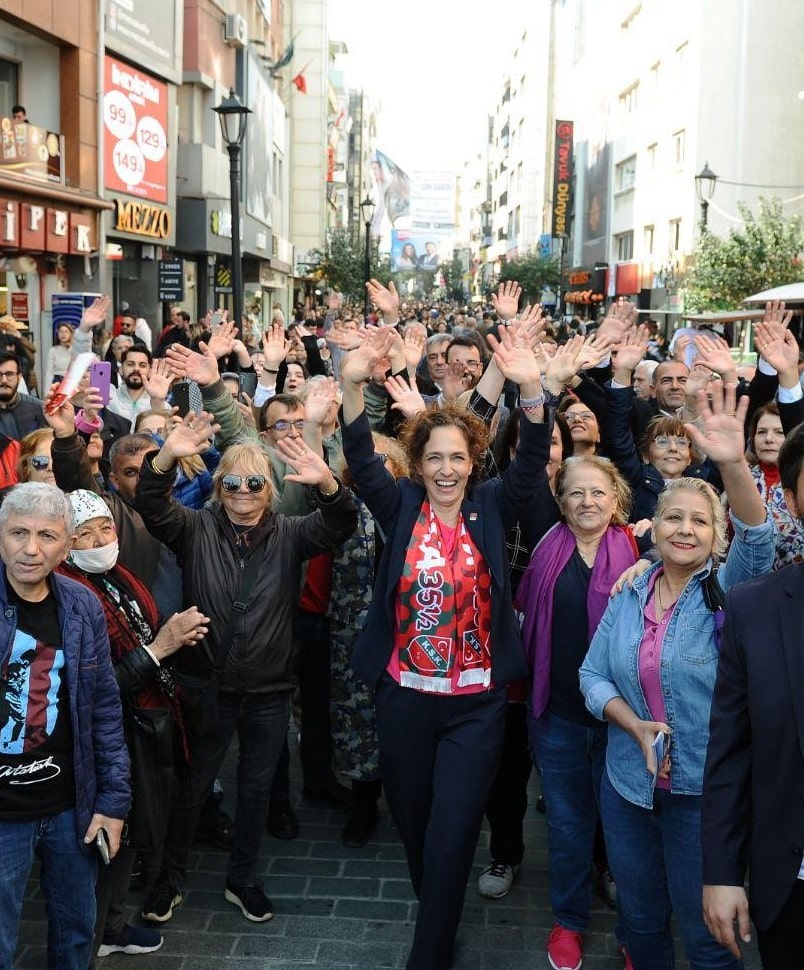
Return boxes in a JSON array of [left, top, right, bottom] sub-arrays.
[[224, 14, 248, 48]]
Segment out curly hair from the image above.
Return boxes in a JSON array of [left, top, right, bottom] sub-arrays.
[[653, 477, 727, 559], [398, 404, 490, 487], [554, 455, 632, 526]]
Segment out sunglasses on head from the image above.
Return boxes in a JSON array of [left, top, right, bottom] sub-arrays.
[[221, 474, 267, 493], [29, 456, 51, 470]]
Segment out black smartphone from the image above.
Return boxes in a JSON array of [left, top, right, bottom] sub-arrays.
[[95, 828, 111, 865], [238, 371, 258, 399], [171, 380, 202, 418]]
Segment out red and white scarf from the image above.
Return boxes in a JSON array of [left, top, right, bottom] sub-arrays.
[[393, 501, 493, 694]]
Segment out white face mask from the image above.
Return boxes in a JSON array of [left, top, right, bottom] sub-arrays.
[[69, 540, 120, 574]]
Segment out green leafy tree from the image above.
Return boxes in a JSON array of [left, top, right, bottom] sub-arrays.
[[682, 197, 803, 311], [308, 229, 393, 303], [498, 250, 561, 304], [441, 254, 466, 301]]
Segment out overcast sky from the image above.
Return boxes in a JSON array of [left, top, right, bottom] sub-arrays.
[[328, 0, 529, 175]]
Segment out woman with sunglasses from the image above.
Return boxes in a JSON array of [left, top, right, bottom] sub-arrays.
[[132, 412, 357, 926], [17, 427, 56, 485]]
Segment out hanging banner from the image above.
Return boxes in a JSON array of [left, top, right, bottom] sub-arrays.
[[551, 120, 573, 238]]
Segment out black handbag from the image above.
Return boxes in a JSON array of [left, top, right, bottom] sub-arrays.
[[125, 704, 175, 851]]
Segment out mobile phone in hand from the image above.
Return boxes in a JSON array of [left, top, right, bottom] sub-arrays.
[[95, 828, 111, 865], [89, 361, 112, 407]]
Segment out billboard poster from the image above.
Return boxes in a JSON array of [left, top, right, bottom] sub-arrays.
[[370, 150, 410, 237], [551, 120, 573, 237], [103, 56, 168, 204], [246, 57, 274, 226], [0, 118, 64, 185], [105, 0, 180, 85], [390, 229, 450, 272], [409, 171, 456, 229]]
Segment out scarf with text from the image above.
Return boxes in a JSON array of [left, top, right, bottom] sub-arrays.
[[394, 501, 492, 693]]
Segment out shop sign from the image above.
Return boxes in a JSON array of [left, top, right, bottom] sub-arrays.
[[0, 117, 64, 185], [158, 258, 184, 301], [551, 120, 573, 237], [10, 292, 28, 320], [214, 259, 233, 295], [0, 198, 95, 254], [210, 210, 232, 239], [113, 199, 172, 239], [104, 56, 168, 204]]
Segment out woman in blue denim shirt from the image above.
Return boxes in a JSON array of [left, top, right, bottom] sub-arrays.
[[580, 384, 776, 970]]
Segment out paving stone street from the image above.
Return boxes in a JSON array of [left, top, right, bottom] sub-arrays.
[[16, 733, 760, 969]]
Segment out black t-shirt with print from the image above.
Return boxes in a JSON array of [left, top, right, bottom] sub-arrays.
[[0, 585, 75, 820]]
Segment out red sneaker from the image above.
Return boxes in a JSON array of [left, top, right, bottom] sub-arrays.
[[547, 924, 583, 970], [619, 945, 635, 970]]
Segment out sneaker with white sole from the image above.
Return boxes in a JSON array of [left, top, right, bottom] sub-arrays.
[[477, 861, 520, 898], [547, 924, 583, 970], [97, 923, 164, 957], [224, 881, 274, 922], [141, 881, 183, 923]]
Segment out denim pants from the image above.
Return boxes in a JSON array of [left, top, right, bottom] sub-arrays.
[[0, 807, 97, 969], [161, 689, 291, 890], [529, 710, 608, 932], [600, 772, 742, 970]]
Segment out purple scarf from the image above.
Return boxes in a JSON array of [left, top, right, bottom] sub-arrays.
[[516, 522, 638, 718]]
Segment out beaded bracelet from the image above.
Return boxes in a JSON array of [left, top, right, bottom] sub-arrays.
[[520, 393, 546, 413]]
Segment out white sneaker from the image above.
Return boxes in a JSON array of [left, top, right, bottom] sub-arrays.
[[477, 861, 520, 898]]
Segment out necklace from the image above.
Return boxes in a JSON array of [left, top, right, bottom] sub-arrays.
[[655, 575, 678, 619], [576, 539, 600, 567]]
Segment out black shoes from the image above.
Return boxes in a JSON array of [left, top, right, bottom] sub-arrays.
[[302, 780, 352, 809], [224, 882, 274, 922], [342, 803, 379, 848], [266, 800, 299, 840], [141, 882, 183, 923], [194, 805, 235, 850]]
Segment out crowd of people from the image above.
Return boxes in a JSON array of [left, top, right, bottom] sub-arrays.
[[0, 282, 802, 970]]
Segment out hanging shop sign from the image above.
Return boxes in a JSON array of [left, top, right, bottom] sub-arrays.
[[551, 120, 574, 238]]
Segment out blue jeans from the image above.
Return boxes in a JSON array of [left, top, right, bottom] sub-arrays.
[[600, 772, 742, 970], [161, 689, 291, 889], [0, 807, 97, 969], [529, 710, 608, 932]]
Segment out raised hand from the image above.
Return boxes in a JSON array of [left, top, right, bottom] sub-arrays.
[[365, 279, 400, 322], [672, 333, 692, 364], [693, 334, 736, 379], [304, 377, 339, 426], [754, 321, 800, 382], [142, 357, 173, 401], [159, 411, 219, 462], [262, 322, 291, 371], [440, 359, 470, 400], [81, 296, 111, 331], [487, 328, 541, 388], [597, 299, 637, 348], [516, 302, 547, 344], [491, 280, 522, 321], [276, 435, 336, 489], [326, 325, 366, 351], [43, 384, 77, 438], [385, 373, 427, 418], [165, 343, 219, 387], [339, 327, 397, 385], [544, 334, 586, 388], [207, 318, 238, 359], [760, 300, 793, 341], [684, 382, 750, 467], [402, 325, 427, 372], [613, 325, 650, 375]]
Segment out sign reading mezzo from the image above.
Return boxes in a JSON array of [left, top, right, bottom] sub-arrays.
[[103, 56, 168, 204]]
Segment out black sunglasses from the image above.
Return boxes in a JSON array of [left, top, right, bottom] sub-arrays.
[[221, 474, 267, 493], [28, 456, 51, 470]]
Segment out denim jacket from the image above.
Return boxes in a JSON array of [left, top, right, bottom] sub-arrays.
[[580, 511, 776, 808]]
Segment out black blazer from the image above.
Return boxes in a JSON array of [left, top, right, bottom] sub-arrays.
[[341, 409, 535, 690], [702, 564, 804, 930]]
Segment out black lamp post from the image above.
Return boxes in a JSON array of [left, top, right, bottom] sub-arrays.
[[360, 195, 375, 323], [213, 89, 251, 363], [695, 162, 718, 231]]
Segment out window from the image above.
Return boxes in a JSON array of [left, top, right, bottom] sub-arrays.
[[0, 59, 20, 120], [644, 225, 655, 255], [647, 142, 658, 170], [669, 218, 681, 252], [615, 232, 634, 261], [619, 82, 639, 114], [616, 155, 637, 192], [672, 129, 686, 166]]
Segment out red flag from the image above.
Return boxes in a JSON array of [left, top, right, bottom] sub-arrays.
[[291, 71, 307, 94]]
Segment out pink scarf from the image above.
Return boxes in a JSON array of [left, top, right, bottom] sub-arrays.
[[516, 522, 638, 718]]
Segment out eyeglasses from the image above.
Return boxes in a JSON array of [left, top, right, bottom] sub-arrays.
[[266, 419, 305, 432], [376, 453, 388, 463], [28, 456, 51, 470], [221, 474, 267, 493], [0, 370, 19, 382], [455, 359, 481, 371], [653, 435, 690, 450], [566, 410, 595, 422]]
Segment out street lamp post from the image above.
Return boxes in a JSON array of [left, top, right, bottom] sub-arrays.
[[360, 196, 375, 324], [695, 162, 718, 231], [214, 89, 252, 365]]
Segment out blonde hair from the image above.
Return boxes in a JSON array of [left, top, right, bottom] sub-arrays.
[[18, 428, 54, 481], [212, 443, 275, 507], [554, 455, 632, 526], [653, 478, 728, 558]]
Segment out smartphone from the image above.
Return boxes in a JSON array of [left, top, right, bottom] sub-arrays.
[[651, 731, 669, 779], [171, 380, 202, 418], [95, 828, 111, 866], [89, 361, 112, 407], [210, 310, 223, 329], [238, 371, 258, 399]]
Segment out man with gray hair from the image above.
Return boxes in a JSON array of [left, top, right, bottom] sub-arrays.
[[0, 482, 129, 968]]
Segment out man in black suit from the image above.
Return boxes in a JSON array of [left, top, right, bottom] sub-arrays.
[[702, 423, 804, 969]]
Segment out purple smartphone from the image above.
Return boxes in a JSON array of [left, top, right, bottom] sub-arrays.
[[89, 361, 112, 406]]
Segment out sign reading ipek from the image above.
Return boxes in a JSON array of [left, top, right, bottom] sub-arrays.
[[113, 199, 172, 239]]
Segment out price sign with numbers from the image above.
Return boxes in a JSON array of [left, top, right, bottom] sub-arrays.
[[103, 55, 168, 203]]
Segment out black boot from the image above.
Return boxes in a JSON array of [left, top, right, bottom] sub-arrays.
[[342, 779, 381, 847]]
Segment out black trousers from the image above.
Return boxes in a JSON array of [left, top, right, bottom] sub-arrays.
[[484, 702, 532, 866], [757, 879, 804, 969], [376, 675, 506, 970]]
